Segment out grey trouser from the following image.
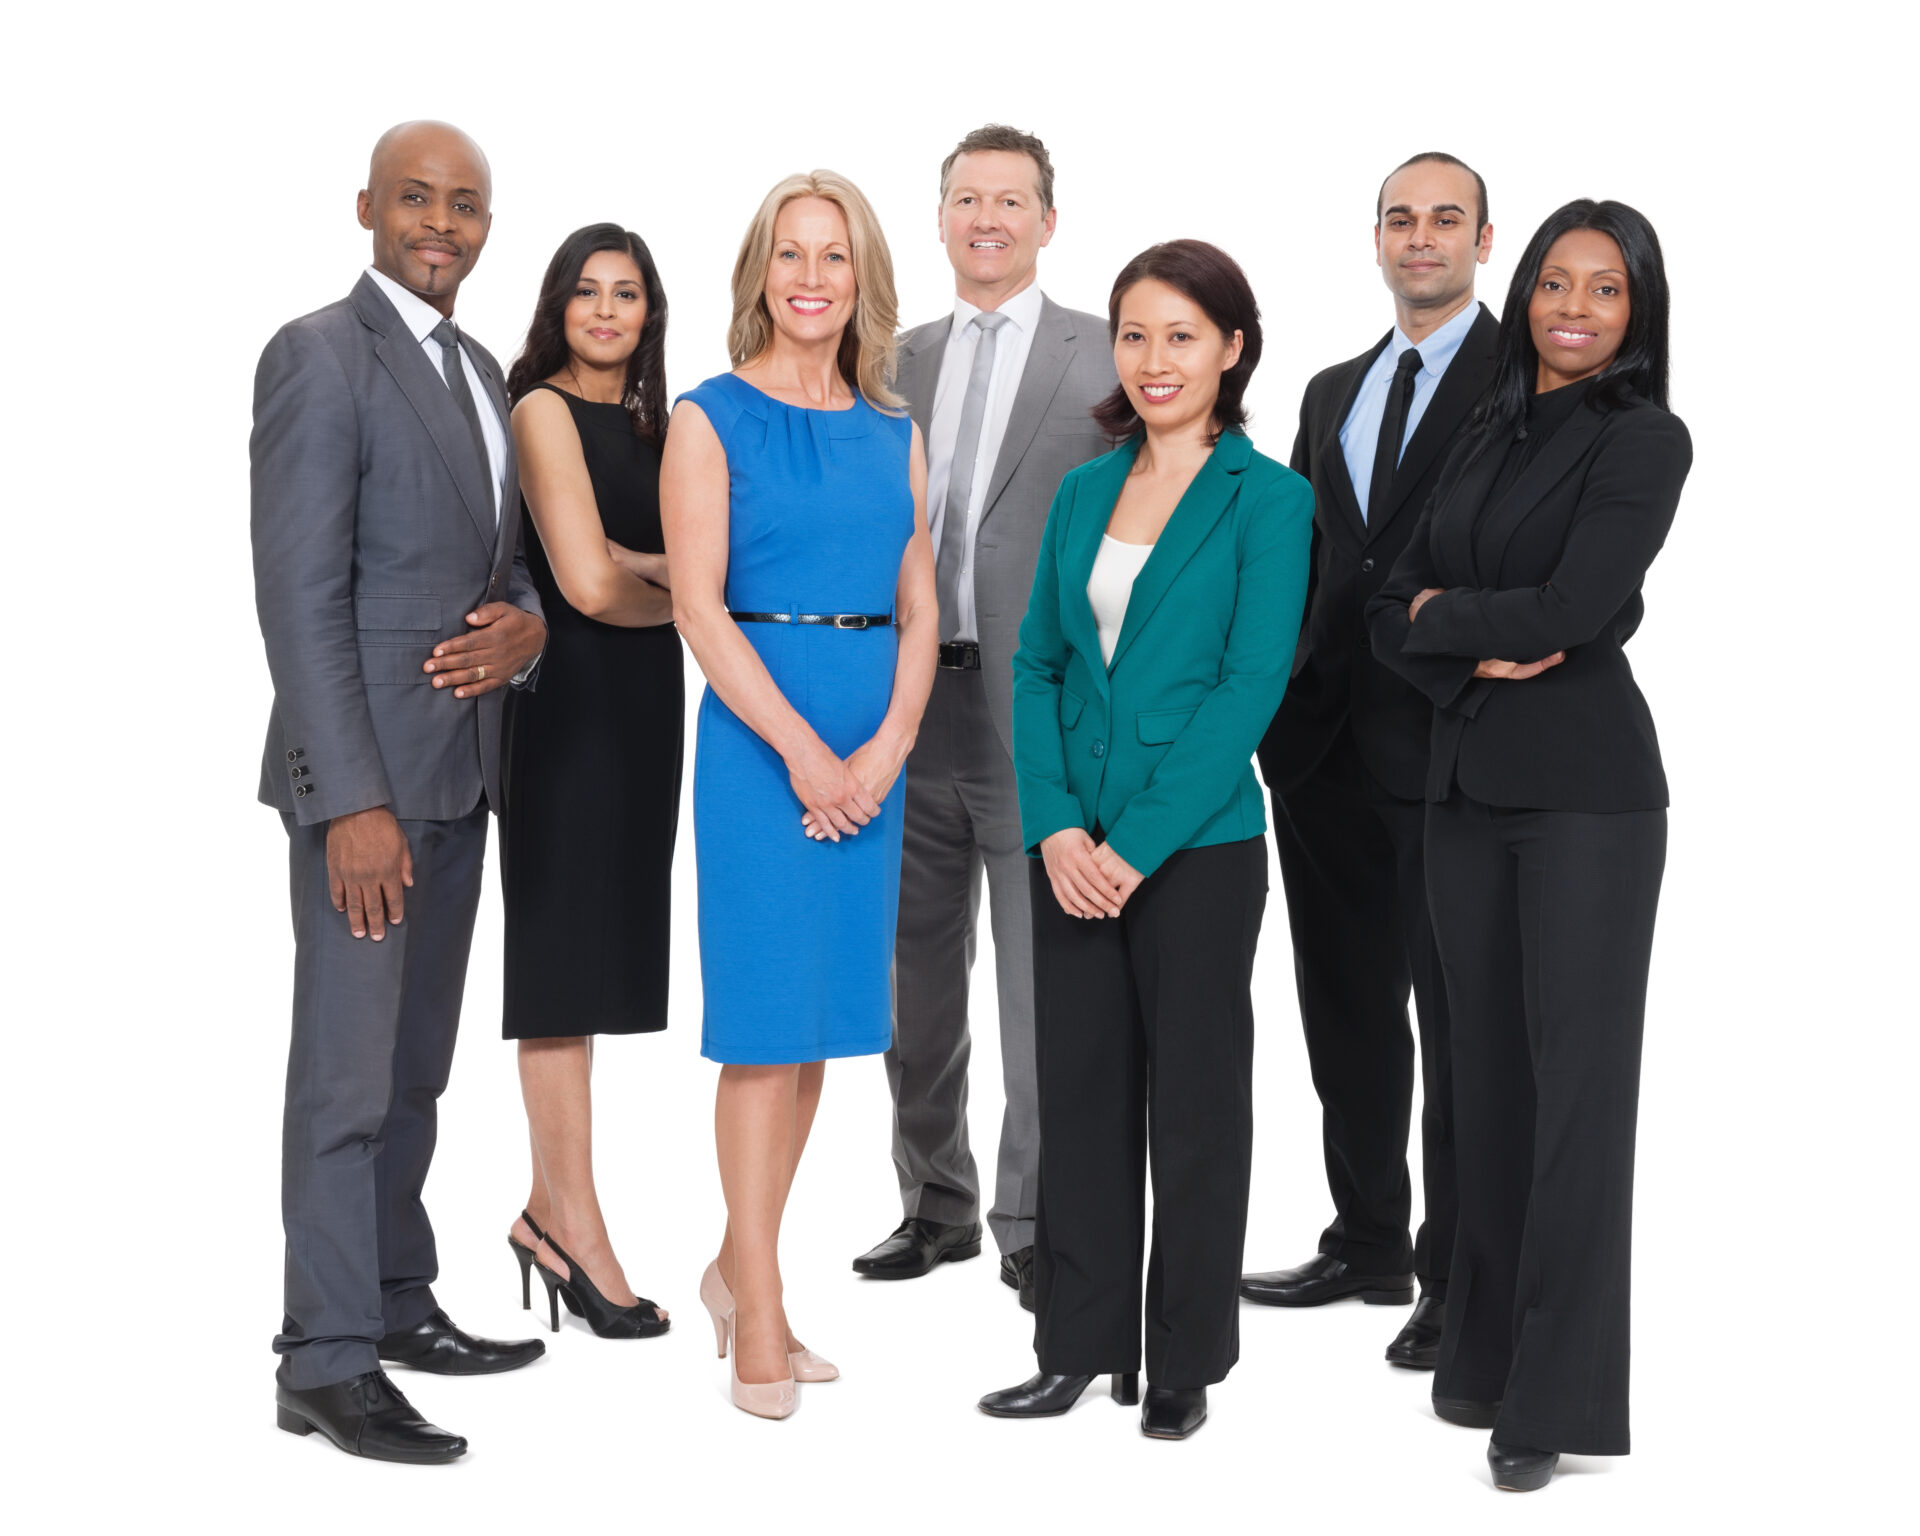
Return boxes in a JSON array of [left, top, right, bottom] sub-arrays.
[[274, 804, 487, 1389], [886, 667, 1037, 1254]]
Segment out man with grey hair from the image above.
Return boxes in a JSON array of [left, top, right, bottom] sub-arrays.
[[853, 125, 1116, 1305]]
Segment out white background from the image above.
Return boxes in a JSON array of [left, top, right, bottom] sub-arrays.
[[5, 2, 1910, 1530]]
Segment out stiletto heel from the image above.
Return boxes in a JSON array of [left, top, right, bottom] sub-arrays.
[[537, 1235, 670, 1340], [507, 1209, 544, 1311], [1112, 1372, 1140, 1406]]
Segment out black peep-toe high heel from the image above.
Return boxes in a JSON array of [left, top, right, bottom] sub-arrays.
[[534, 1235, 671, 1340]]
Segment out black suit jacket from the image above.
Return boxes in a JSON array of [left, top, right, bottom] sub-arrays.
[[1258, 303, 1499, 801], [1364, 391, 1692, 810]]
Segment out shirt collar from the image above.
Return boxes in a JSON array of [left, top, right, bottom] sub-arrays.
[[952, 281, 1044, 339], [1389, 298, 1480, 380], [367, 265, 452, 344]]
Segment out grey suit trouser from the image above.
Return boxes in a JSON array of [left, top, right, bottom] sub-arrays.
[[274, 804, 487, 1389], [887, 667, 1037, 1254]]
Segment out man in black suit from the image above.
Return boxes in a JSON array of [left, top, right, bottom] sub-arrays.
[[1242, 152, 1497, 1370]]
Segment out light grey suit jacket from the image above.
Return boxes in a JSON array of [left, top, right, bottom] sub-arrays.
[[897, 293, 1116, 758], [251, 271, 542, 825]]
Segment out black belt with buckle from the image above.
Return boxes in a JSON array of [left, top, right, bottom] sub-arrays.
[[729, 611, 893, 630], [938, 641, 981, 670]]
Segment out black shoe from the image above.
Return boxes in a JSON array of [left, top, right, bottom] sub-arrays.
[[978, 1371, 1139, 1418], [534, 1236, 671, 1340], [1434, 1396, 1503, 1428], [1000, 1246, 1035, 1312], [1489, 1442, 1559, 1491], [377, 1307, 546, 1375], [1385, 1292, 1445, 1369], [1140, 1385, 1208, 1440], [276, 1370, 466, 1464], [852, 1217, 983, 1279], [1239, 1253, 1414, 1307]]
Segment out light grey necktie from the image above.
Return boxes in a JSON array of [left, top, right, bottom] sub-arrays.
[[936, 310, 1011, 642], [430, 318, 495, 518]]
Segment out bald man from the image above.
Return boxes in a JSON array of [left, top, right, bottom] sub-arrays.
[[253, 122, 548, 1463]]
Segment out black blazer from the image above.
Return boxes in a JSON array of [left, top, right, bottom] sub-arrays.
[[1258, 304, 1499, 800], [1364, 391, 1692, 810]]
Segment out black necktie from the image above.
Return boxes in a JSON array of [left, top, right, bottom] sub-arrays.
[[1367, 347, 1423, 525], [430, 318, 495, 514]]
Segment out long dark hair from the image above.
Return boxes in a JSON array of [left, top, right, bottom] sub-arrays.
[[1467, 198, 1670, 454], [508, 223, 669, 442]]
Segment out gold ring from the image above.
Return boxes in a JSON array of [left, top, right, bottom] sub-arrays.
[[475, 665, 487, 681]]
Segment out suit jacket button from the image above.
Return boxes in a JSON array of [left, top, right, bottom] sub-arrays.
[[1361, 558, 1375, 572], [1091, 740, 1106, 759], [294, 784, 308, 797], [489, 574, 499, 591], [286, 749, 304, 761]]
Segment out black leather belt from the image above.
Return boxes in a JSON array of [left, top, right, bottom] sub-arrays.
[[729, 611, 893, 630], [938, 641, 981, 670]]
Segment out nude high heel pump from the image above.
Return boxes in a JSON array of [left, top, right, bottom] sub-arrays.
[[701, 1259, 839, 1383]]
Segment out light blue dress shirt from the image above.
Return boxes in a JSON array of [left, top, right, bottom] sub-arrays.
[[1339, 300, 1483, 523]]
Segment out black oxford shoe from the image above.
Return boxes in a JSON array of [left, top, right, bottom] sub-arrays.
[[276, 1370, 466, 1464], [1240, 1253, 1415, 1307], [1489, 1442, 1559, 1491], [1434, 1396, 1503, 1428], [852, 1217, 983, 1279], [1385, 1292, 1445, 1369], [378, 1307, 546, 1375], [1140, 1385, 1207, 1440], [1000, 1246, 1036, 1312], [979, 1371, 1139, 1417]]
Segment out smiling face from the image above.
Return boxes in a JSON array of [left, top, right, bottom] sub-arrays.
[[1375, 159, 1490, 316], [763, 195, 856, 348], [1113, 277, 1243, 440], [357, 122, 492, 316], [939, 149, 1056, 308], [1527, 228, 1631, 391], [565, 248, 647, 370]]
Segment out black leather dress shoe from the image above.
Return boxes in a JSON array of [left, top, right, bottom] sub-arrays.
[[978, 1370, 1139, 1417], [276, 1370, 466, 1463], [852, 1217, 983, 1279], [1140, 1385, 1207, 1440], [1384, 1292, 1445, 1369], [1434, 1396, 1503, 1428], [1000, 1246, 1035, 1312], [1489, 1442, 1559, 1491], [1239, 1253, 1415, 1307], [378, 1308, 546, 1375]]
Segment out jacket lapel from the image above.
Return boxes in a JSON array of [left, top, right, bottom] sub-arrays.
[[1314, 336, 1386, 547], [469, 344, 516, 564], [1473, 402, 1609, 580], [980, 296, 1077, 525], [1432, 445, 1497, 585], [1058, 443, 1134, 695], [1106, 431, 1252, 671], [1368, 304, 1497, 540], [897, 317, 947, 435], [353, 273, 497, 556]]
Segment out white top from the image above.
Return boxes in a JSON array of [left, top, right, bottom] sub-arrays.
[[366, 266, 510, 521], [925, 283, 1047, 640], [1087, 535, 1155, 666]]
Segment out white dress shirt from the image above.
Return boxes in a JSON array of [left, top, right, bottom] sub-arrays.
[[1087, 535, 1154, 666], [925, 283, 1046, 641], [367, 266, 510, 522]]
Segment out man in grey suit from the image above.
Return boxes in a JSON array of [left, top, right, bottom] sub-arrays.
[[853, 125, 1117, 1304], [253, 122, 548, 1464]]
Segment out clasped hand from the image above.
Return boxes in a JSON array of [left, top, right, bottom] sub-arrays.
[[423, 602, 547, 697], [1408, 587, 1565, 683], [793, 737, 901, 843], [606, 539, 670, 588], [1040, 828, 1143, 919]]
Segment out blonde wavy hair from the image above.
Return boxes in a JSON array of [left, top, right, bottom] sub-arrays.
[[727, 170, 904, 412]]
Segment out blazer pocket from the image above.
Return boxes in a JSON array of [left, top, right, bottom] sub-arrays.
[[1060, 687, 1087, 729], [355, 594, 441, 638], [1136, 707, 1196, 744]]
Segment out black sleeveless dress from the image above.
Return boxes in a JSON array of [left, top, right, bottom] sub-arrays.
[[501, 384, 683, 1038]]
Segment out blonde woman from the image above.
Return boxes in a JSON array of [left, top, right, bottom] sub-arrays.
[[662, 172, 936, 1419]]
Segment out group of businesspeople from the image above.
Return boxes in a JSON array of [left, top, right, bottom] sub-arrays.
[[250, 119, 1691, 1493]]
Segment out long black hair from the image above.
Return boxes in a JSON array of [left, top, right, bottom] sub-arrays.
[[1467, 198, 1670, 453], [508, 223, 669, 442]]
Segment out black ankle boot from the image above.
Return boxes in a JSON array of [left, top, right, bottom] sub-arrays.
[[978, 1371, 1139, 1417], [1140, 1385, 1208, 1439], [1488, 1441, 1559, 1491]]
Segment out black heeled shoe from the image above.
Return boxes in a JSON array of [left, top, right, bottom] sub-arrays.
[[1488, 1442, 1559, 1491], [507, 1209, 543, 1311], [978, 1371, 1139, 1417], [1140, 1385, 1207, 1440], [533, 1234, 670, 1340]]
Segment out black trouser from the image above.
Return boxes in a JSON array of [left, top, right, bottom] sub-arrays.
[[1425, 794, 1666, 1456], [1029, 837, 1266, 1390], [1270, 725, 1454, 1290]]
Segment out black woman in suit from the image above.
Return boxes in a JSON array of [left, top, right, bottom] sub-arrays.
[[1366, 199, 1691, 1493]]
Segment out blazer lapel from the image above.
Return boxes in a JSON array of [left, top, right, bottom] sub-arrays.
[[1058, 442, 1134, 695], [1368, 304, 1498, 540], [1474, 403, 1609, 579], [1106, 431, 1252, 672], [1315, 336, 1386, 546], [1432, 446, 1497, 585], [469, 345, 516, 564], [980, 296, 1076, 525], [353, 274, 496, 555], [898, 318, 947, 435]]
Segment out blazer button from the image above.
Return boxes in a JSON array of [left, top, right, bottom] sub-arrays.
[[286, 749, 305, 761], [1091, 740, 1106, 759], [294, 784, 309, 797], [488, 574, 498, 591], [1361, 558, 1375, 572]]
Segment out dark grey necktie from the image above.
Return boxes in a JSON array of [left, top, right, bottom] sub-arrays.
[[1366, 347, 1423, 525], [430, 318, 495, 515], [935, 310, 1011, 642]]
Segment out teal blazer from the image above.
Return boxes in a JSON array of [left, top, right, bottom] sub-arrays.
[[1011, 429, 1313, 878]]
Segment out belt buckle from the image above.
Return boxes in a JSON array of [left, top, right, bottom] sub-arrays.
[[834, 614, 870, 630]]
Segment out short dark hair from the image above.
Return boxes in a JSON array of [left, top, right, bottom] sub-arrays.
[[1376, 151, 1489, 234], [1090, 239, 1263, 444], [939, 124, 1055, 212]]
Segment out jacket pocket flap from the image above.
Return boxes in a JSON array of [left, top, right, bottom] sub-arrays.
[[355, 594, 441, 631], [1060, 688, 1087, 728], [1136, 707, 1195, 744]]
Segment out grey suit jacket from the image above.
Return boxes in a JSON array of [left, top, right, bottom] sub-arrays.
[[897, 293, 1116, 758], [251, 271, 542, 825]]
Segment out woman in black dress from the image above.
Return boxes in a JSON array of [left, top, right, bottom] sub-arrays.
[[500, 224, 680, 1338], [1367, 200, 1690, 1491]]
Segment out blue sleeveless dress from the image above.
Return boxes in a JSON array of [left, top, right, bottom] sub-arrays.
[[678, 374, 915, 1064]]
